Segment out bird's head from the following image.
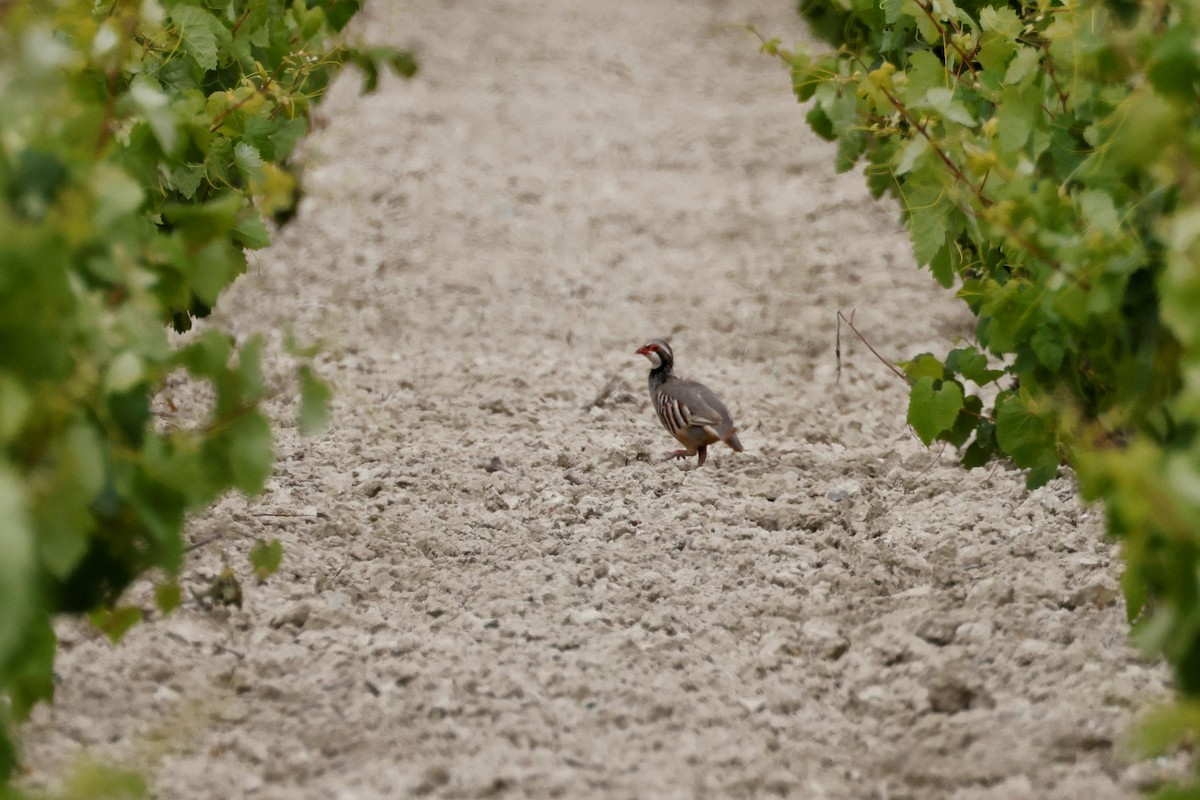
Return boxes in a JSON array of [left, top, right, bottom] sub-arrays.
[[635, 339, 673, 370]]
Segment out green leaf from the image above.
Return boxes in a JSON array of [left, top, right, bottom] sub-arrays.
[[1030, 324, 1065, 370], [900, 51, 946, 106], [232, 208, 271, 250], [234, 142, 264, 182], [995, 391, 1059, 487], [979, 6, 1021, 37], [5, 615, 56, 721], [299, 365, 333, 436], [0, 466, 36, 669], [89, 165, 144, 229], [127, 79, 179, 154], [908, 198, 948, 268], [170, 5, 222, 72], [900, 353, 945, 380], [163, 192, 243, 247], [929, 242, 954, 288], [87, 606, 143, 644], [0, 374, 32, 442], [1004, 46, 1041, 84], [1078, 189, 1121, 235], [250, 538, 283, 582], [907, 376, 965, 444], [154, 582, 182, 615], [1132, 701, 1200, 757], [996, 83, 1037, 153], [895, 135, 930, 177], [226, 411, 273, 495], [171, 165, 205, 200], [919, 87, 975, 126], [1147, 24, 1200, 101], [945, 347, 1005, 385]]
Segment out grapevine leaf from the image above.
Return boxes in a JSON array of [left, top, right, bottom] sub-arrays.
[[226, 411, 273, 495], [1030, 324, 1065, 370], [171, 164, 205, 199], [323, 0, 365, 32], [1004, 46, 1041, 84], [1147, 24, 1200, 101], [961, 421, 997, 468], [899, 353, 945, 380], [907, 376, 965, 444], [154, 582, 182, 615], [995, 391, 1059, 487], [919, 87, 975, 126], [943, 393, 984, 447], [299, 365, 333, 436], [234, 142, 264, 183], [1078, 189, 1121, 235], [895, 135, 930, 176], [170, 5, 222, 72], [930, 242, 954, 288], [0, 467, 36, 670], [806, 104, 835, 141], [979, 6, 1021, 37], [900, 51, 945, 106], [90, 165, 144, 229], [5, 616, 56, 721], [996, 84, 1037, 153], [87, 606, 144, 644], [908, 198, 948, 268], [233, 208, 271, 250], [945, 347, 1005, 385], [250, 538, 283, 582]]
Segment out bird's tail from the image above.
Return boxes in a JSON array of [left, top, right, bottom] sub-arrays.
[[725, 428, 744, 452]]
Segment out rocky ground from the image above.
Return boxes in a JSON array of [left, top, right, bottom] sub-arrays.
[[18, 0, 1183, 798]]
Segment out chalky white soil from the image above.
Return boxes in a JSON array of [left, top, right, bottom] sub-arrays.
[[19, 1, 1182, 798]]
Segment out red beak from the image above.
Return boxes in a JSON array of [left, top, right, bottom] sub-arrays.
[[635, 345, 650, 355]]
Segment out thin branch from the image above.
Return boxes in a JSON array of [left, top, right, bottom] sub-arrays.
[[837, 309, 908, 382], [915, 0, 981, 81], [230, 8, 252, 39], [1041, 44, 1070, 113]]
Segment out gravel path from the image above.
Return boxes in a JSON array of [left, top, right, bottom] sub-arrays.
[[20, 1, 1178, 798]]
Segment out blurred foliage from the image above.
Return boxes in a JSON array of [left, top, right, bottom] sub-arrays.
[[0, 760, 147, 800], [774, 0, 1200, 788], [0, 0, 412, 783]]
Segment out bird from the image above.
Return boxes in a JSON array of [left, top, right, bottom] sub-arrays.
[[635, 338, 743, 467]]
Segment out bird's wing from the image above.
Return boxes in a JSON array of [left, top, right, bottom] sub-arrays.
[[665, 381, 728, 428]]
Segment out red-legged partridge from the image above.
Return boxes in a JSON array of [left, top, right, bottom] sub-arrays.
[[635, 338, 743, 467]]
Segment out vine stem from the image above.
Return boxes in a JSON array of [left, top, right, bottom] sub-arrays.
[[914, 0, 981, 82], [836, 309, 908, 383], [209, 60, 286, 133]]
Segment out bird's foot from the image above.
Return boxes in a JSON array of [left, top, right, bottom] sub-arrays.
[[664, 449, 694, 462]]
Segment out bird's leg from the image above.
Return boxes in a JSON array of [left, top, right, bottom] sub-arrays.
[[697, 445, 708, 467], [665, 449, 694, 462]]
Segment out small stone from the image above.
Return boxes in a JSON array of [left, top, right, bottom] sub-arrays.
[[802, 618, 849, 660], [916, 617, 958, 646], [740, 697, 766, 713], [270, 601, 312, 629], [1067, 575, 1120, 609], [152, 684, 180, 704], [954, 620, 994, 645], [1014, 638, 1050, 666], [413, 764, 451, 795], [926, 673, 987, 714], [481, 456, 509, 473], [826, 482, 861, 503]]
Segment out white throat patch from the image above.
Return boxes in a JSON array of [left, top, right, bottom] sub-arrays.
[[644, 350, 663, 369]]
